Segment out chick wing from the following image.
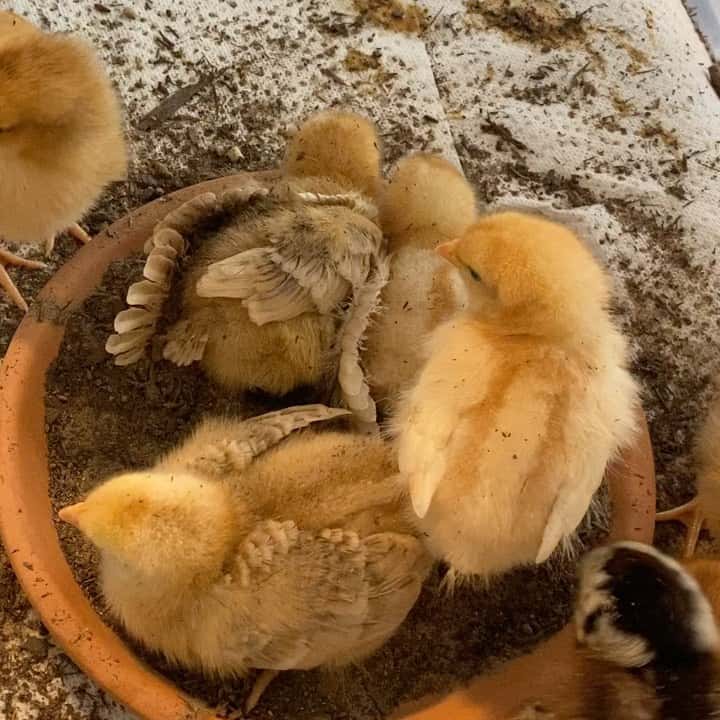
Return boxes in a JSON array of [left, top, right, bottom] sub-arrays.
[[160, 404, 350, 476], [194, 208, 383, 324], [227, 520, 428, 671]]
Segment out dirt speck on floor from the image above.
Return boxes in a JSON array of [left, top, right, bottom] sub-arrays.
[[352, 0, 429, 35], [640, 122, 680, 150], [466, 0, 590, 50], [344, 47, 383, 72]]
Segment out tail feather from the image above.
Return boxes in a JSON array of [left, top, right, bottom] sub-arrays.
[[107, 185, 266, 367]]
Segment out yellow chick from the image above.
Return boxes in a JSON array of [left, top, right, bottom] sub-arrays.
[[106, 110, 387, 424], [0, 11, 127, 312], [656, 384, 720, 557], [59, 404, 430, 712], [394, 212, 639, 578], [363, 153, 477, 413]]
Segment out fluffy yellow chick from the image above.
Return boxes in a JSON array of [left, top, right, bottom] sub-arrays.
[[394, 212, 639, 578], [0, 11, 127, 312], [106, 111, 387, 424], [59, 404, 430, 712], [656, 385, 720, 557], [363, 153, 477, 413]]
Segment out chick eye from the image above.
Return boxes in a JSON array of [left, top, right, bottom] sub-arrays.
[[467, 266, 481, 282]]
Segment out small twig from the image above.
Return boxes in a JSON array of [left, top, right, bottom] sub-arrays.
[[422, 5, 445, 35], [136, 74, 217, 131], [156, 30, 175, 50], [320, 67, 346, 85], [568, 61, 591, 90]]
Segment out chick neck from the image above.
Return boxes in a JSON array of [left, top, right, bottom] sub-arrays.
[[387, 227, 449, 253], [465, 292, 613, 355]]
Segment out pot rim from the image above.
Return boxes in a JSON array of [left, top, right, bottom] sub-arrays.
[[0, 173, 656, 720]]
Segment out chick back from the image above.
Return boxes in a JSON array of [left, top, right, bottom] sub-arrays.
[[174, 186, 379, 395], [399, 316, 637, 577]]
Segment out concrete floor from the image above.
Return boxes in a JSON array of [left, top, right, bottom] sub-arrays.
[[2, 0, 720, 717]]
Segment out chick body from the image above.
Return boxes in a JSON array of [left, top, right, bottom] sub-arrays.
[[0, 12, 126, 245], [61, 406, 429, 703], [0, 11, 126, 310], [656, 385, 720, 556], [559, 542, 720, 720], [363, 154, 476, 411], [107, 111, 386, 422], [175, 185, 381, 397], [396, 213, 639, 577]]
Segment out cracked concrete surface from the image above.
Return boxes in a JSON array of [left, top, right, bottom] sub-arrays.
[[2, 0, 720, 717]]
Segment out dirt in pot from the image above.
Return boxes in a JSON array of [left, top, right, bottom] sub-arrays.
[[43, 255, 611, 719]]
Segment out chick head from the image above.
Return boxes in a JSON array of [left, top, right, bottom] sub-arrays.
[[381, 153, 477, 249], [576, 542, 719, 669], [436, 212, 610, 336], [59, 471, 240, 581], [284, 109, 381, 199], [0, 29, 99, 149]]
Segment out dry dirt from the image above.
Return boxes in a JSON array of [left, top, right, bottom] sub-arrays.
[[2, 0, 719, 718]]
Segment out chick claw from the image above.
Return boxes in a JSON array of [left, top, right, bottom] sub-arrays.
[[245, 669, 279, 714], [0, 249, 46, 313], [44, 222, 93, 256], [656, 497, 703, 558]]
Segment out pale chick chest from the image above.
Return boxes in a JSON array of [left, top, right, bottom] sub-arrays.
[[398, 317, 638, 578], [364, 246, 467, 410]]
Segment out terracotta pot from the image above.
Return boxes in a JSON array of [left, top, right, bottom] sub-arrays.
[[0, 173, 656, 720]]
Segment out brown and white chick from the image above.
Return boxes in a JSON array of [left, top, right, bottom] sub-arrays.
[[656, 384, 720, 557], [363, 153, 477, 413], [560, 542, 720, 720], [0, 11, 127, 312], [59, 404, 430, 712], [394, 212, 639, 578], [106, 110, 387, 424]]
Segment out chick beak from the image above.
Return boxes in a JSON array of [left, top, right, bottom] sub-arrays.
[[435, 239, 460, 265], [58, 503, 85, 528]]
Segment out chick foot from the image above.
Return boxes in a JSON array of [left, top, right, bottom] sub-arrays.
[[0, 249, 46, 313], [44, 222, 93, 256], [245, 670, 279, 714], [656, 496, 703, 557]]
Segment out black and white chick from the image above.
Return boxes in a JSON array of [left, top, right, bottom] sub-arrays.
[[572, 541, 720, 720]]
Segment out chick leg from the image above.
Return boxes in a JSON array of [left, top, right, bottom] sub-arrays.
[[245, 670, 279, 714], [67, 222, 93, 244], [656, 497, 703, 557], [0, 249, 46, 312], [44, 223, 93, 256]]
